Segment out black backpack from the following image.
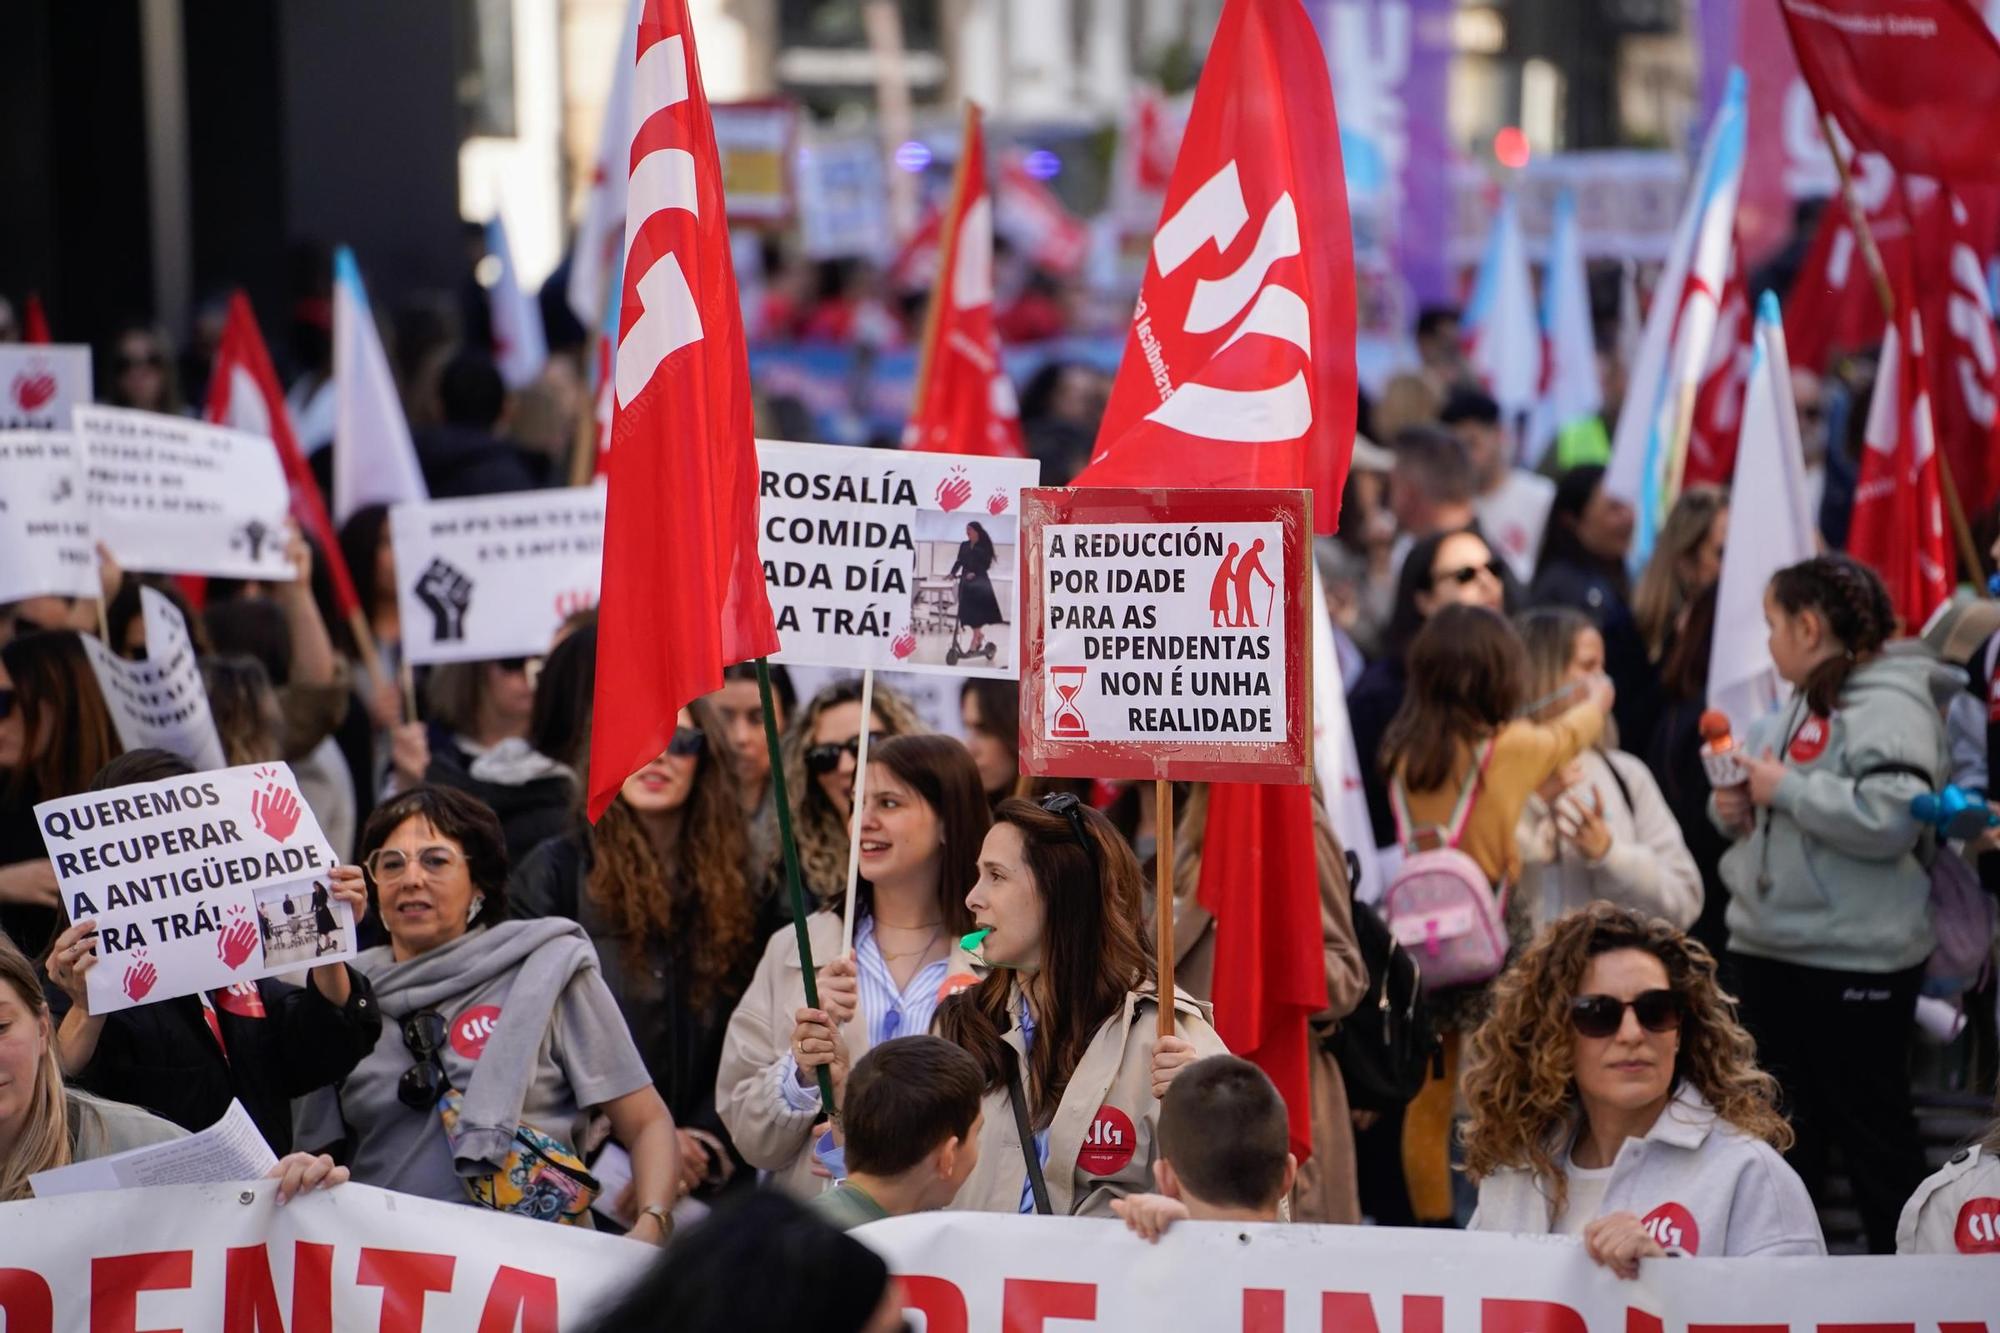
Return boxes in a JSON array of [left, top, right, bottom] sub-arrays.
[[1327, 852, 1441, 1112]]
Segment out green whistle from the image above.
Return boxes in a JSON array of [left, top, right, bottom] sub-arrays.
[[959, 926, 993, 952]]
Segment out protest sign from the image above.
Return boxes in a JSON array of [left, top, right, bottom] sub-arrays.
[[0, 430, 95, 602], [80, 586, 228, 772], [760, 440, 1040, 677], [35, 761, 354, 1015], [860, 1212, 1991, 1331], [712, 100, 798, 221], [75, 405, 295, 580], [390, 486, 608, 665], [0, 343, 91, 431], [1020, 487, 1310, 784], [0, 1180, 648, 1330]]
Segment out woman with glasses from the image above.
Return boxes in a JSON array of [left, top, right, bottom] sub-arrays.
[[293, 785, 681, 1239], [781, 679, 925, 904], [718, 734, 987, 1199], [512, 703, 766, 1202], [1464, 903, 1822, 1268], [936, 795, 1226, 1217]]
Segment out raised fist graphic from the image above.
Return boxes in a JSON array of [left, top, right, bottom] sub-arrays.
[[415, 557, 474, 642]]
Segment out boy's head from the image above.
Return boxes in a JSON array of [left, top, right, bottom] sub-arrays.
[[841, 1036, 985, 1210], [1154, 1055, 1296, 1217]]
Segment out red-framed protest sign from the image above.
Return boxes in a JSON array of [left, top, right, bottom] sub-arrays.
[[1019, 487, 1311, 785]]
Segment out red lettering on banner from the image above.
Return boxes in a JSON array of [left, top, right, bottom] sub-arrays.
[[223, 1243, 333, 1333], [475, 1267, 558, 1333], [898, 1275, 969, 1333], [355, 1250, 455, 1333], [1685, 1325, 1784, 1332], [1003, 1278, 1097, 1333], [0, 1269, 55, 1333], [1314, 1292, 1445, 1333], [1816, 1326, 1916, 1333], [1483, 1299, 1588, 1333], [92, 1250, 194, 1333], [1627, 1313, 1664, 1333], [1939, 1324, 1993, 1333]]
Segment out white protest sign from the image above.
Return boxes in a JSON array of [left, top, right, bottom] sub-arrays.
[[390, 485, 607, 665], [0, 343, 92, 431], [36, 761, 354, 1015], [81, 586, 228, 772], [0, 1180, 649, 1330], [76, 404, 295, 579], [0, 429, 96, 601], [760, 440, 1040, 678]]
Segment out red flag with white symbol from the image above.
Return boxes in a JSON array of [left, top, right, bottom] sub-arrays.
[[588, 0, 778, 821], [1074, 0, 1357, 538], [904, 105, 1026, 460], [1911, 182, 2000, 515], [206, 293, 362, 619], [1682, 239, 1752, 488]]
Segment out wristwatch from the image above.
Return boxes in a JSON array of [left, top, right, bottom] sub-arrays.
[[638, 1204, 675, 1242]]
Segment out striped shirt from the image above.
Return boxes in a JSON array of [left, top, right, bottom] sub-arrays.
[[778, 913, 953, 1115]]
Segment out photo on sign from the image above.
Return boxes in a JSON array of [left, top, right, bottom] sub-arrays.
[[253, 878, 349, 967], [903, 511, 1017, 669]]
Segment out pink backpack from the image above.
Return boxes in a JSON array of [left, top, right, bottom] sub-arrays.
[[1384, 740, 1511, 990]]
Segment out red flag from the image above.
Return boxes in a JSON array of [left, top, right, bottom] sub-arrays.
[[903, 105, 1026, 460], [22, 293, 51, 344], [1682, 239, 1752, 488], [1910, 182, 2000, 514], [1781, 176, 1901, 376], [1782, 0, 2000, 184], [995, 155, 1091, 276], [886, 204, 945, 294], [206, 292, 362, 619], [1074, 0, 1357, 537], [588, 0, 778, 821], [1851, 232, 1954, 628]]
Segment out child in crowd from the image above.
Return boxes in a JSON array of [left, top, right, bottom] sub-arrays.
[[1111, 1055, 1297, 1241], [808, 1036, 985, 1231]]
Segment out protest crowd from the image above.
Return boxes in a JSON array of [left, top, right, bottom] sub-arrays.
[[3, 0, 2000, 1328]]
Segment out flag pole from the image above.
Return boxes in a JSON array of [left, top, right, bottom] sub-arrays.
[[758, 655, 840, 1114], [1155, 777, 1176, 1039], [1816, 113, 1984, 581], [839, 668, 876, 956]]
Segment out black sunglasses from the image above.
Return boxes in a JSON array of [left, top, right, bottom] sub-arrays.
[[398, 1009, 449, 1110], [1431, 558, 1505, 589], [1039, 792, 1098, 867], [1570, 989, 1682, 1040], [805, 730, 886, 775], [667, 725, 705, 758], [494, 657, 531, 675]]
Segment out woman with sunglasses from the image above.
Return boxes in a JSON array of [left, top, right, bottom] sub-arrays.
[[718, 734, 987, 1199], [781, 679, 925, 905], [513, 702, 767, 1202], [936, 795, 1226, 1217], [1464, 904, 1821, 1269], [293, 785, 681, 1238], [0, 630, 124, 956]]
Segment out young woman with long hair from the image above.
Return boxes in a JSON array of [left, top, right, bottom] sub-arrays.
[[719, 734, 988, 1199], [1630, 486, 1726, 663], [1711, 554, 1947, 1253], [959, 678, 1020, 807], [1464, 904, 1821, 1267], [1530, 464, 1657, 749], [512, 699, 764, 1200], [1378, 603, 1612, 1226], [936, 796, 1227, 1217], [951, 521, 1004, 657], [780, 679, 924, 903]]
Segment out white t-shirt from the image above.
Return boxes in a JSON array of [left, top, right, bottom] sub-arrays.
[[1558, 1148, 1616, 1236], [1476, 470, 1557, 585]]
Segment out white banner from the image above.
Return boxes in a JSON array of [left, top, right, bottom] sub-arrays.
[[0, 344, 92, 432], [0, 1181, 648, 1331], [80, 586, 227, 773], [35, 761, 354, 1015], [76, 405, 295, 580], [0, 430, 96, 602], [860, 1213, 1991, 1331], [761, 441, 1040, 678], [390, 486, 608, 666]]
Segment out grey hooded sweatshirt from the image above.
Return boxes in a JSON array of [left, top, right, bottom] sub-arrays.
[[1712, 654, 1949, 974]]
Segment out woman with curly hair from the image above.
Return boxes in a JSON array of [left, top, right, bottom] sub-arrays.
[[511, 700, 763, 1202], [782, 679, 925, 905], [1464, 903, 1822, 1271]]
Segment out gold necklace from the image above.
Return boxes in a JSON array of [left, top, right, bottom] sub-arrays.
[[877, 924, 943, 962]]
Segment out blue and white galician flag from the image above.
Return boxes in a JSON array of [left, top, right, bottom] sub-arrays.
[[1605, 66, 1746, 567], [1525, 189, 1602, 466], [485, 213, 548, 391], [1461, 191, 1542, 443], [332, 246, 428, 524]]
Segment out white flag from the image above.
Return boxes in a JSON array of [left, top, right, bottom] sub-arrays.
[[332, 246, 427, 524], [1708, 291, 1817, 737], [566, 0, 645, 329], [1311, 564, 1379, 902], [1526, 189, 1602, 465], [1462, 192, 1542, 438], [486, 214, 548, 390]]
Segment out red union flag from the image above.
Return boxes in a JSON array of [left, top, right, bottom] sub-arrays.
[[1075, 0, 1357, 535], [589, 0, 778, 820], [904, 104, 1026, 460], [1782, 0, 2000, 183], [1681, 240, 1752, 489]]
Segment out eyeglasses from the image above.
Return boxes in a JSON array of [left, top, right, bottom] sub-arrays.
[[398, 1009, 449, 1110], [0, 688, 12, 722], [1431, 558, 1505, 589], [364, 845, 464, 884], [1039, 792, 1098, 869], [805, 731, 886, 775], [1569, 989, 1682, 1039], [667, 726, 705, 758]]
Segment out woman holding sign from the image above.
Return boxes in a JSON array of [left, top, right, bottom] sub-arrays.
[[782, 680, 925, 904], [936, 795, 1227, 1217]]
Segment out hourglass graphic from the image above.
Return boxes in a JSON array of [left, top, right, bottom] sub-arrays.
[[1050, 666, 1090, 738]]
